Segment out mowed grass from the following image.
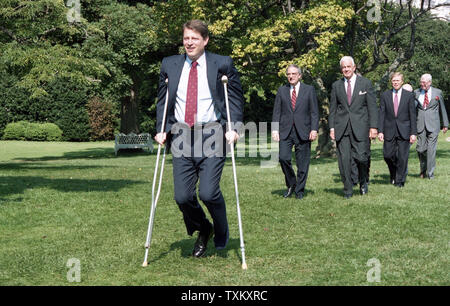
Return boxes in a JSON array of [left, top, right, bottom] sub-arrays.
[[0, 136, 449, 286]]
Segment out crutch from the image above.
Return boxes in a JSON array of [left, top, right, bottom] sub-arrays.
[[221, 75, 247, 270], [142, 78, 169, 267]]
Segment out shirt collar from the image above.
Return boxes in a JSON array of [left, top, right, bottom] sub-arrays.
[[421, 87, 431, 94], [290, 82, 300, 91], [186, 52, 206, 67], [345, 74, 357, 84]]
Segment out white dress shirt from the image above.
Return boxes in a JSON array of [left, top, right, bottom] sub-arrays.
[[174, 52, 219, 124], [392, 88, 402, 106], [290, 82, 300, 104], [345, 74, 357, 97]]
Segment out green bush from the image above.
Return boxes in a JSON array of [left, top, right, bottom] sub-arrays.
[[2, 121, 28, 140], [2, 121, 63, 141], [41, 123, 64, 141]]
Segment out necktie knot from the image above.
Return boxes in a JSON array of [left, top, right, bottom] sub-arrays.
[[192, 61, 198, 68]]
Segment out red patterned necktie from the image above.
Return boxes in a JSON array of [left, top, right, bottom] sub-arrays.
[[423, 90, 429, 109], [393, 92, 399, 117], [185, 61, 198, 127], [291, 86, 297, 110], [347, 79, 352, 105]]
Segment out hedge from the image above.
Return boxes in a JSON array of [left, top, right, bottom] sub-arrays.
[[3, 121, 63, 141]]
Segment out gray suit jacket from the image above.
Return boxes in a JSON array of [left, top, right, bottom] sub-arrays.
[[329, 75, 378, 142], [414, 87, 448, 133]]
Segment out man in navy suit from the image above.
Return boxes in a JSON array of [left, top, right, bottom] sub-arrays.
[[378, 72, 417, 187], [272, 64, 319, 200], [154, 20, 244, 258]]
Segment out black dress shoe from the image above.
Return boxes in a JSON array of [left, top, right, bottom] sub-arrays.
[[192, 225, 214, 258], [344, 194, 353, 199], [283, 185, 296, 198], [395, 183, 404, 188], [360, 184, 368, 195], [296, 192, 304, 200]]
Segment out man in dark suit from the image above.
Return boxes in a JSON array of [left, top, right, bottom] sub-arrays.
[[272, 64, 319, 200], [154, 20, 244, 258], [329, 56, 378, 198], [414, 73, 448, 179], [378, 72, 417, 187]]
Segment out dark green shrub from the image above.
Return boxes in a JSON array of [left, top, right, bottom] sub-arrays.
[[0, 72, 91, 141]]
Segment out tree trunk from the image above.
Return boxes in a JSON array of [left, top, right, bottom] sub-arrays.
[[314, 76, 336, 158], [120, 86, 139, 134]]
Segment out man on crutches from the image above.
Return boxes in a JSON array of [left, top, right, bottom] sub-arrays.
[[152, 20, 244, 261]]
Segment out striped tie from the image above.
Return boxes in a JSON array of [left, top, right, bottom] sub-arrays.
[[423, 90, 429, 109], [291, 86, 297, 110]]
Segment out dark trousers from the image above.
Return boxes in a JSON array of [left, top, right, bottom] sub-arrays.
[[279, 126, 311, 194], [383, 136, 410, 184], [171, 124, 228, 248], [336, 123, 370, 196]]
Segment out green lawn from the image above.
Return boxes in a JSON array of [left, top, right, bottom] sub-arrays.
[[0, 136, 449, 286]]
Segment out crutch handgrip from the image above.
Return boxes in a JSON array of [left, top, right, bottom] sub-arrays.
[[221, 75, 228, 84]]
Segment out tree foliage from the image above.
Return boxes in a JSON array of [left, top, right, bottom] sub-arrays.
[[0, 0, 448, 149]]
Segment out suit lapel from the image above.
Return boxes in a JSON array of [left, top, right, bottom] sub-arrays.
[[169, 55, 185, 105], [294, 82, 305, 112], [205, 51, 217, 98], [339, 78, 349, 109], [386, 91, 394, 115], [428, 87, 436, 106], [285, 85, 293, 112], [351, 76, 362, 105], [397, 91, 407, 115]]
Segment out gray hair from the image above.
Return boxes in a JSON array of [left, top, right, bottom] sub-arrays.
[[286, 64, 302, 75], [420, 73, 432, 83], [339, 56, 355, 67], [402, 84, 413, 92]]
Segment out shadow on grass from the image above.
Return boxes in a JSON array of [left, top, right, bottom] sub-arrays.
[[0, 176, 146, 200], [0, 162, 109, 171], [151, 238, 242, 263], [12, 147, 153, 162], [270, 189, 316, 198]]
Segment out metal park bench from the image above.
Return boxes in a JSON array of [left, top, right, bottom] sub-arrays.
[[114, 133, 153, 156]]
